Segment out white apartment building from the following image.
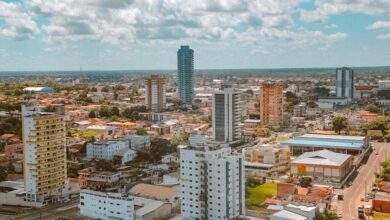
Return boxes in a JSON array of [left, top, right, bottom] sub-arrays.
[[87, 135, 149, 162], [180, 145, 245, 219], [87, 139, 130, 160], [243, 144, 290, 179], [80, 189, 135, 220], [22, 105, 67, 203], [212, 86, 241, 144]]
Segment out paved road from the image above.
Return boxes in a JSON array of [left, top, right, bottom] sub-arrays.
[[8, 198, 87, 220], [343, 142, 389, 220]]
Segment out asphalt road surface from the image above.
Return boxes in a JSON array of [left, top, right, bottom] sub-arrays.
[[342, 142, 389, 220], [2, 198, 88, 220]]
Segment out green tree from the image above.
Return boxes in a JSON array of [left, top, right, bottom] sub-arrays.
[[299, 177, 312, 187], [91, 87, 98, 92], [135, 128, 148, 136], [332, 116, 348, 134], [99, 105, 112, 118], [364, 117, 390, 135], [112, 107, 120, 116], [122, 106, 147, 120], [101, 86, 110, 93], [366, 104, 380, 113], [95, 160, 116, 172], [88, 110, 96, 118]]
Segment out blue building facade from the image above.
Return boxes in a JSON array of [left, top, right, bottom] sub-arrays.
[[177, 45, 194, 105]]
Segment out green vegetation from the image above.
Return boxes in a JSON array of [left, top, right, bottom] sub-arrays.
[[313, 87, 330, 98], [68, 129, 98, 140], [373, 211, 390, 220], [128, 138, 177, 164], [0, 117, 22, 137], [363, 117, 390, 136], [299, 177, 312, 187], [314, 210, 339, 220], [366, 104, 380, 113], [122, 106, 147, 120], [332, 116, 348, 134], [135, 128, 148, 136], [379, 157, 390, 181], [245, 182, 277, 211]]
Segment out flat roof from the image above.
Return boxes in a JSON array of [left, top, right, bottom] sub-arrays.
[[244, 161, 274, 168], [282, 134, 366, 150], [282, 139, 363, 150], [299, 134, 365, 141]]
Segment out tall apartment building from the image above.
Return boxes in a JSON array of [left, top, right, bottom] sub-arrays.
[[259, 82, 283, 128], [180, 145, 245, 219], [22, 105, 67, 203], [336, 67, 354, 100], [177, 45, 194, 105], [212, 86, 241, 144], [145, 75, 166, 112]]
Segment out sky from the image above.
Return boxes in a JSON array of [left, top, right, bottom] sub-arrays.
[[0, 0, 389, 71]]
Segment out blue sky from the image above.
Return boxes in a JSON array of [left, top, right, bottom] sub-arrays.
[[0, 0, 389, 71]]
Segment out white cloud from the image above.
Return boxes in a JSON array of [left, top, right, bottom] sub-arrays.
[[0, 1, 39, 39], [19, 0, 348, 48], [377, 33, 390, 39], [300, 0, 390, 22], [366, 21, 390, 30]]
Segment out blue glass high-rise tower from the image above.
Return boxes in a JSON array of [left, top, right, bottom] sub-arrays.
[[177, 45, 194, 105]]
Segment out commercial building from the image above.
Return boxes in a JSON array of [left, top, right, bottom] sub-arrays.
[[316, 97, 349, 110], [145, 75, 166, 112], [353, 85, 374, 99], [80, 190, 135, 220], [291, 150, 353, 183], [87, 139, 135, 163], [180, 145, 245, 219], [335, 67, 354, 100], [22, 105, 67, 203], [243, 144, 290, 179], [177, 45, 194, 105], [259, 82, 283, 128], [212, 86, 241, 144], [372, 192, 390, 213], [86, 135, 149, 162], [267, 204, 318, 220], [23, 87, 54, 94], [282, 134, 368, 156]]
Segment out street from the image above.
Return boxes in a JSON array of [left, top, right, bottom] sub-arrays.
[[0, 198, 88, 220], [342, 142, 389, 220]]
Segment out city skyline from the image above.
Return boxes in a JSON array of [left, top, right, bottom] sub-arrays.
[[0, 0, 389, 71]]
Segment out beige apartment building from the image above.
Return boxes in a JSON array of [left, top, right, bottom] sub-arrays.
[[259, 82, 283, 128], [145, 75, 166, 112], [243, 144, 290, 178]]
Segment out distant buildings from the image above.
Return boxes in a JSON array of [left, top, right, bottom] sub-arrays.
[[259, 82, 283, 128], [291, 149, 353, 183], [335, 67, 354, 100], [180, 145, 245, 219], [22, 105, 67, 203], [243, 144, 290, 179], [177, 45, 194, 105], [80, 190, 135, 220], [23, 86, 54, 94], [145, 75, 166, 112], [212, 85, 241, 144]]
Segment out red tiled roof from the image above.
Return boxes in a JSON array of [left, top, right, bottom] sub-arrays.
[[354, 85, 373, 90]]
